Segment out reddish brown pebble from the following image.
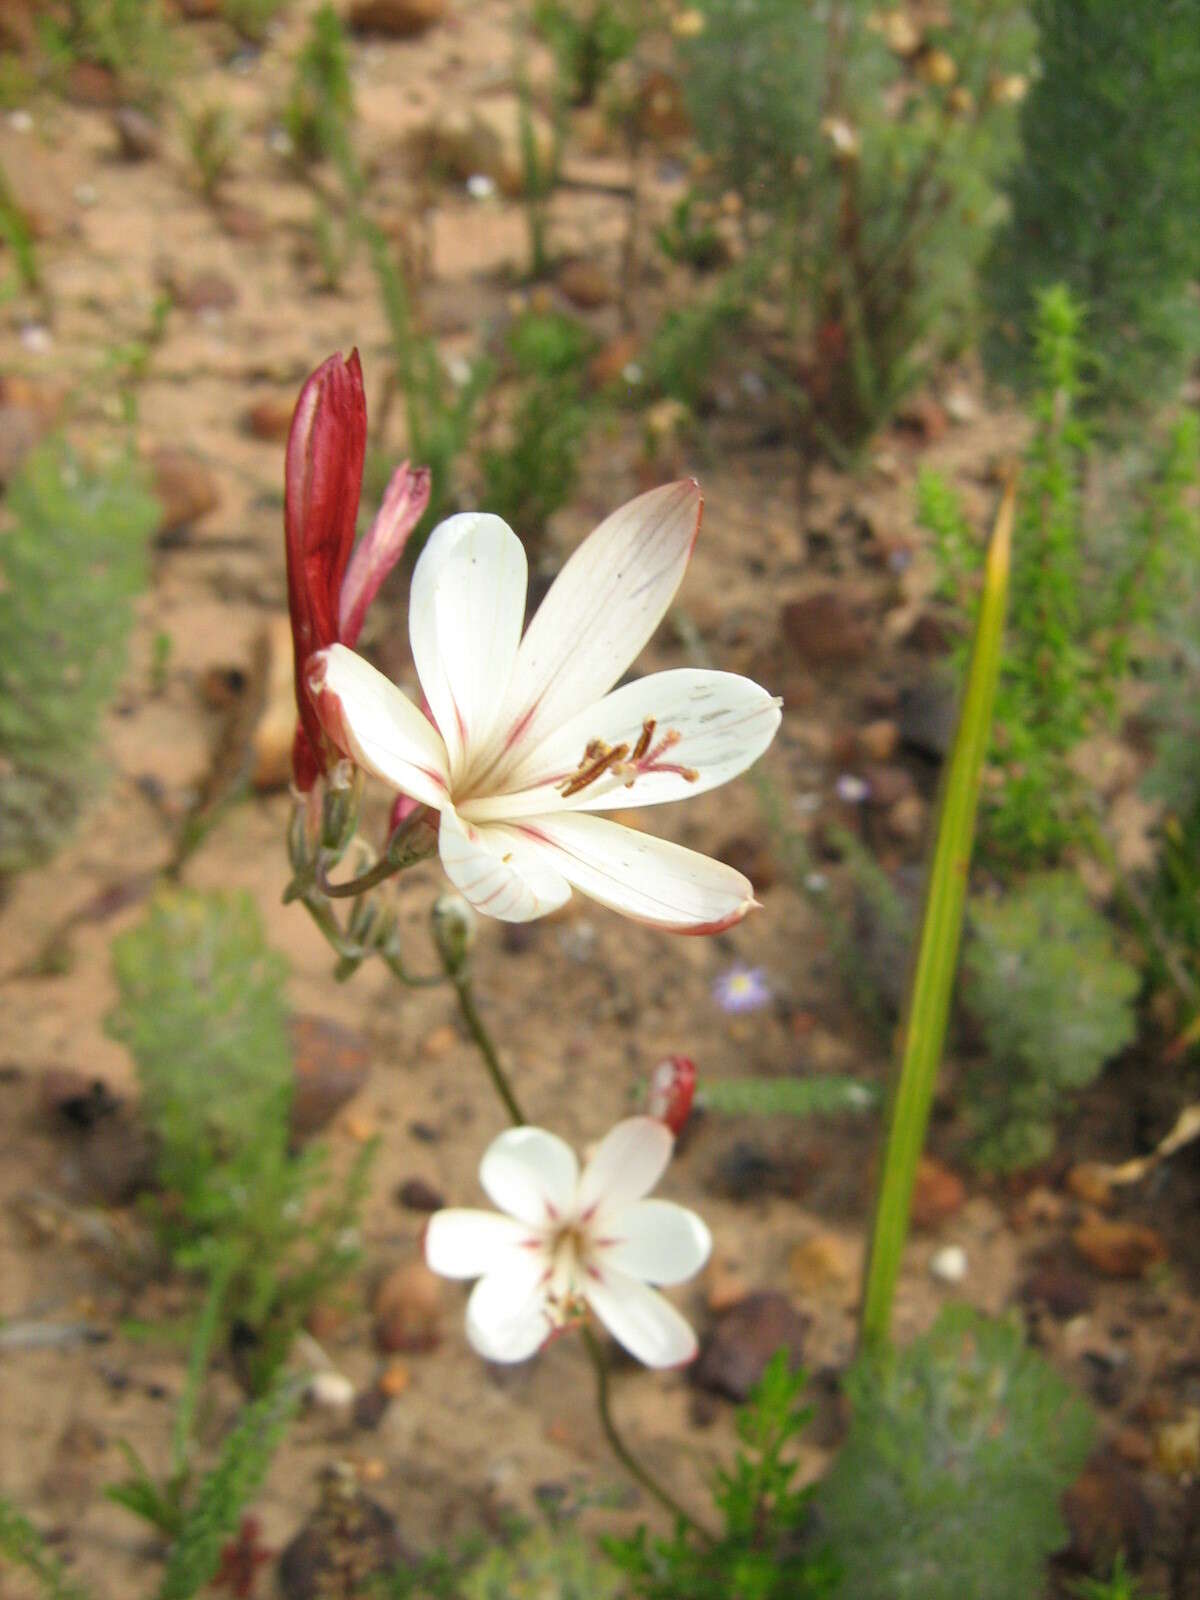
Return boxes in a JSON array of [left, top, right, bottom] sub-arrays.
[[1073, 1213, 1167, 1279]]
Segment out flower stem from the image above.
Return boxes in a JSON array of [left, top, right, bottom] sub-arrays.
[[582, 1325, 712, 1540], [443, 961, 528, 1127], [435, 952, 708, 1540]]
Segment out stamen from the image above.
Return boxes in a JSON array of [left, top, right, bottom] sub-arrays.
[[558, 740, 629, 797], [557, 717, 700, 799]]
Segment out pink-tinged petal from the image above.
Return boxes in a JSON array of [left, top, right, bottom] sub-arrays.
[[487, 481, 702, 780], [584, 1268, 698, 1369], [438, 807, 571, 923], [577, 1117, 672, 1217], [480, 1125, 579, 1225], [339, 461, 431, 646], [599, 1199, 711, 1286], [461, 668, 782, 821], [465, 1256, 551, 1363], [507, 813, 757, 933], [425, 1209, 533, 1279], [308, 644, 450, 808], [409, 512, 527, 784]]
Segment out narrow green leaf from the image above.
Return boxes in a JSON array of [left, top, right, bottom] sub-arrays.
[[859, 479, 1015, 1350], [702, 1076, 878, 1117]]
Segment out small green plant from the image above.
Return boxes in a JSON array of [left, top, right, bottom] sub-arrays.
[[0, 164, 41, 298], [37, 0, 180, 107], [608, 1352, 838, 1599], [481, 311, 595, 550], [929, 290, 1200, 865], [817, 1307, 1094, 1600], [987, 0, 1200, 417], [0, 439, 157, 876], [0, 1494, 91, 1600], [532, 0, 642, 106], [222, 0, 288, 46], [962, 873, 1139, 1171], [656, 193, 727, 274], [184, 102, 237, 202], [1070, 1555, 1162, 1600], [462, 1524, 625, 1600], [283, 1, 354, 167], [107, 889, 373, 1390]]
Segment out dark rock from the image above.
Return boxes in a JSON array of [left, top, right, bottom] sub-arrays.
[[242, 394, 295, 443], [289, 1016, 371, 1143], [75, 1112, 156, 1205], [780, 590, 873, 666], [1021, 1256, 1097, 1321], [40, 1069, 121, 1130], [373, 1261, 442, 1353], [394, 1177, 445, 1213], [112, 107, 159, 161], [353, 1385, 391, 1431], [348, 0, 445, 35], [709, 1140, 789, 1201], [693, 1291, 809, 1402], [1073, 1215, 1168, 1280], [1061, 1454, 1155, 1573], [898, 675, 958, 761], [279, 1466, 415, 1600]]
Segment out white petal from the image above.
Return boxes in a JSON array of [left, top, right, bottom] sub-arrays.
[[585, 1269, 699, 1368], [480, 1125, 580, 1225], [461, 669, 782, 820], [438, 807, 571, 923], [577, 1117, 672, 1218], [598, 1199, 712, 1286], [309, 644, 450, 808], [424, 1209, 533, 1279], [465, 1257, 551, 1363], [505, 813, 757, 933], [485, 481, 702, 781], [409, 512, 527, 784]]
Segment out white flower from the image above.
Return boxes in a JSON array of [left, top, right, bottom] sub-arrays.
[[425, 1117, 712, 1368], [308, 480, 782, 929]]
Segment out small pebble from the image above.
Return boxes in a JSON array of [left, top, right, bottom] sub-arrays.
[[929, 1244, 968, 1284], [466, 172, 495, 199], [306, 1370, 355, 1410]]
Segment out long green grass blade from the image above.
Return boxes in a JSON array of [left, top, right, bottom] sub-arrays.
[[859, 478, 1015, 1351]]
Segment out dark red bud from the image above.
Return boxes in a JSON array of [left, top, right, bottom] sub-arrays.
[[646, 1055, 696, 1136]]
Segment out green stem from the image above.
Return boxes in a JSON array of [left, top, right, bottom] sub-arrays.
[[443, 961, 528, 1127], [583, 1325, 712, 1539]]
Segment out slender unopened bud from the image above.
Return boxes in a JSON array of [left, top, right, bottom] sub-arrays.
[[646, 1055, 696, 1136], [432, 893, 477, 973], [320, 763, 363, 855]]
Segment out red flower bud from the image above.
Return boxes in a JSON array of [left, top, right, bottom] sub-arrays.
[[339, 461, 431, 647], [284, 350, 366, 783], [646, 1055, 697, 1136]]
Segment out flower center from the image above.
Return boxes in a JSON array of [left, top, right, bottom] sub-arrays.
[[544, 1222, 590, 1326], [556, 718, 699, 800]]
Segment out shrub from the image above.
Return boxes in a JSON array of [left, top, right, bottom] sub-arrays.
[[987, 0, 1200, 417], [962, 874, 1139, 1170], [817, 1306, 1094, 1600], [0, 439, 157, 876]]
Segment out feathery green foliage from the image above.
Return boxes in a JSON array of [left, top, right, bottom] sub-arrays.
[[156, 1378, 300, 1600], [0, 1495, 92, 1600], [988, 0, 1200, 416], [532, 0, 642, 106], [609, 1353, 837, 1599], [37, 0, 180, 107], [963, 874, 1139, 1170], [461, 1525, 624, 1600], [284, 2, 354, 166], [0, 439, 156, 875], [818, 1307, 1094, 1600], [107, 889, 372, 1390]]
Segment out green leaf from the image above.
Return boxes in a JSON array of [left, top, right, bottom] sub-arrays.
[[859, 479, 1014, 1350], [702, 1077, 878, 1117]]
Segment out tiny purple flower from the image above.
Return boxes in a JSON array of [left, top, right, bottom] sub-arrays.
[[712, 964, 772, 1014], [835, 772, 870, 804]]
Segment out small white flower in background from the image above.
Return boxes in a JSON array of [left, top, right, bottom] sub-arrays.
[[425, 1117, 711, 1368], [309, 480, 782, 930]]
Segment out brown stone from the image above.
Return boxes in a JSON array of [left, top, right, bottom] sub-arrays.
[[243, 394, 295, 443], [1021, 1255, 1096, 1320], [587, 332, 641, 390], [1073, 1214, 1167, 1279], [150, 446, 220, 533], [171, 270, 239, 313], [885, 793, 927, 843], [858, 718, 900, 762], [112, 107, 160, 162], [780, 590, 873, 666], [394, 1177, 445, 1213], [909, 1156, 966, 1229], [289, 1015, 371, 1143], [557, 258, 616, 309], [0, 0, 37, 51], [1066, 1162, 1116, 1211], [348, 0, 445, 36], [636, 69, 691, 141], [693, 1291, 809, 1402], [373, 1261, 442, 1353], [65, 61, 120, 107]]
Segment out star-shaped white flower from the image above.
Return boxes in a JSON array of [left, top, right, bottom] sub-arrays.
[[425, 1118, 712, 1368], [307, 480, 782, 929]]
